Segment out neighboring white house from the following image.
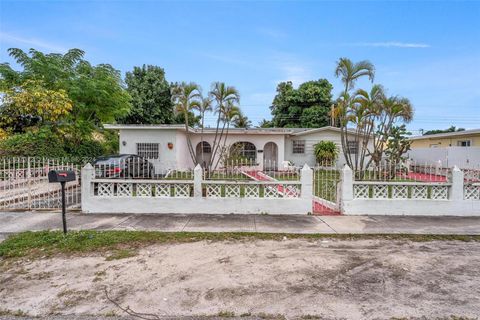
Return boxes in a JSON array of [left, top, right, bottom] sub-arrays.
[[104, 124, 372, 172]]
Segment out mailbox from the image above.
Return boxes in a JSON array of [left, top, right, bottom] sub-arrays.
[[48, 170, 76, 183], [47, 170, 76, 234]]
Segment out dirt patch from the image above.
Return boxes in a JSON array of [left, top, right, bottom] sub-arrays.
[[0, 239, 479, 319]]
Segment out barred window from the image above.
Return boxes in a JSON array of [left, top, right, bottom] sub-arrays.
[[457, 140, 471, 147], [136, 143, 159, 159], [292, 140, 305, 154], [347, 141, 358, 154]]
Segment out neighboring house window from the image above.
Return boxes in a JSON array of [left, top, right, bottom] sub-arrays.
[[347, 141, 358, 154], [457, 140, 471, 147], [292, 140, 305, 154], [136, 143, 159, 159], [430, 144, 439, 148]]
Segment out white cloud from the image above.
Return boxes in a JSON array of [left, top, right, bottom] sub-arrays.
[[0, 31, 68, 52], [347, 41, 430, 48]]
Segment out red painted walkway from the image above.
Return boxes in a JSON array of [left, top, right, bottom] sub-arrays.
[[243, 170, 340, 215]]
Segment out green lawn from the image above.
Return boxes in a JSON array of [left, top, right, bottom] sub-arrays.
[[1, 230, 479, 259]]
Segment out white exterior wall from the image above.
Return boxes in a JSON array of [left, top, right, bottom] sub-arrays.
[[285, 130, 374, 167], [407, 147, 480, 169], [118, 129, 178, 172], [187, 133, 286, 170]]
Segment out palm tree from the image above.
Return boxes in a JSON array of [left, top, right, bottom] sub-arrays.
[[192, 96, 212, 166], [208, 82, 240, 170], [171, 82, 201, 164], [334, 58, 375, 170], [335, 57, 375, 94], [233, 112, 252, 128]]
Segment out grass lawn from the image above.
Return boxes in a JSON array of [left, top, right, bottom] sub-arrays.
[[1, 230, 479, 260]]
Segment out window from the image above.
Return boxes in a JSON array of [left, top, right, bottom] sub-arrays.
[[136, 143, 159, 159], [199, 141, 212, 153], [292, 140, 305, 154], [347, 141, 358, 154], [231, 142, 257, 161], [457, 140, 471, 147]]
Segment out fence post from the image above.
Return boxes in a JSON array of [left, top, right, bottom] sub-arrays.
[[340, 165, 354, 202], [300, 164, 313, 200], [450, 166, 464, 201], [194, 164, 203, 198], [81, 163, 94, 213]]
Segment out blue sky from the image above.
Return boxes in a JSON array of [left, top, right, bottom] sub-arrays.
[[1, 0, 479, 133]]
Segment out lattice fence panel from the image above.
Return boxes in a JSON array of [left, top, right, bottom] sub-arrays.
[[225, 185, 240, 198], [412, 185, 428, 199], [136, 184, 152, 197], [117, 183, 133, 197], [283, 184, 300, 198], [98, 183, 114, 197], [464, 185, 480, 200], [264, 185, 280, 198], [244, 185, 259, 198], [392, 185, 409, 199], [206, 184, 221, 198], [154, 184, 171, 197], [173, 184, 190, 197], [431, 185, 448, 200], [354, 185, 369, 199]]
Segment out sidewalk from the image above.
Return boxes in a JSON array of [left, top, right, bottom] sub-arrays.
[[1, 211, 480, 237]]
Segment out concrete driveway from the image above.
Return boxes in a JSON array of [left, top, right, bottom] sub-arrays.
[[1, 211, 480, 236]]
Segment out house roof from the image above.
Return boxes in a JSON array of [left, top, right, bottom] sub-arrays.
[[409, 128, 480, 141], [103, 124, 351, 136]]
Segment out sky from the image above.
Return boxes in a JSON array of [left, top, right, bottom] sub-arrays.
[[1, 0, 479, 134]]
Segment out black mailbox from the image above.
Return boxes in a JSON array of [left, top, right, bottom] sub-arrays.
[[48, 170, 76, 234], [48, 170, 76, 183]]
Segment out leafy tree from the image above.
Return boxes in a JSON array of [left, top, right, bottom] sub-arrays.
[[121, 65, 174, 124], [0, 48, 131, 157], [0, 80, 72, 132], [270, 79, 333, 128], [423, 126, 465, 135], [314, 141, 339, 165], [0, 48, 131, 132]]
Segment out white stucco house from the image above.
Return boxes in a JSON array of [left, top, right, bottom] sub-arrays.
[[104, 124, 371, 172]]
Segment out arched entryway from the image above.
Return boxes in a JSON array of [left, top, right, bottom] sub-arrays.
[[196, 141, 212, 167], [263, 142, 278, 170], [230, 141, 257, 164]]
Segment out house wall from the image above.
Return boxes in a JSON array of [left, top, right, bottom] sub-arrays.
[[187, 133, 286, 170], [410, 134, 480, 148], [118, 129, 178, 172], [284, 131, 374, 167], [407, 147, 480, 169]]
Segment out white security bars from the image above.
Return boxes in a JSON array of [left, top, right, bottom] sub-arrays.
[[0, 157, 82, 210], [82, 164, 313, 214]]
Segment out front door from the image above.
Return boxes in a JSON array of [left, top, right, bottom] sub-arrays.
[[263, 142, 278, 170]]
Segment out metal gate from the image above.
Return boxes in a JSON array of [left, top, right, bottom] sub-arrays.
[[313, 163, 341, 215], [0, 157, 82, 210]]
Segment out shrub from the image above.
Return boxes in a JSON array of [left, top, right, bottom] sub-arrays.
[[0, 127, 66, 157], [314, 141, 338, 165]]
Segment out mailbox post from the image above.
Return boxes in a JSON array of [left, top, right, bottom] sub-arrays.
[[48, 170, 76, 234]]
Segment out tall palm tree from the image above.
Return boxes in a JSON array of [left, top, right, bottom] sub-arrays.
[[192, 96, 212, 166], [334, 58, 375, 169], [171, 82, 201, 164], [335, 57, 375, 94], [208, 82, 240, 170]]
